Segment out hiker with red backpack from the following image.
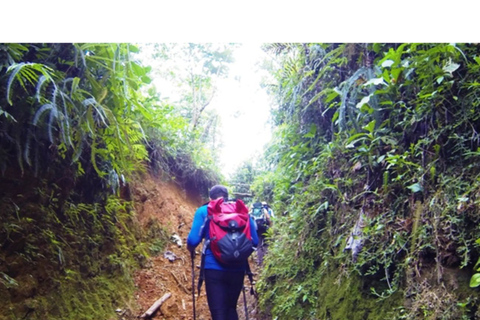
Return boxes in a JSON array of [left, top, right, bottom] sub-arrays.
[[187, 185, 259, 320]]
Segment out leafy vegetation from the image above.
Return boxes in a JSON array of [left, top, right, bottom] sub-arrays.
[[0, 43, 227, 319], [5, 41, 480, 320], [139, 43, 238, 197], [252, 43, 480, 319]]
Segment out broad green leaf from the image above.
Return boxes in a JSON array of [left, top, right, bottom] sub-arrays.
[[382, 60, 394, 68], [359, 103, 374, 114], [129, 45, 139, 53], [356, 94, 372, 109], [376, 154, 385, 163], [391, 67, 403, 82], [372, 43, 382, 53], [141, 75, 152, 84], [364, 78, 386, 86], [332, 110, 339, 123], [131, 62, 145, 76], [382, 69, 391, 83], [407, 183, 423, 193], [325, 90, 339, 103], [470, 273, 480, 288], [443, 60, 460, 75], [346, 132, 368, 145], [363, 120, 376, 134]]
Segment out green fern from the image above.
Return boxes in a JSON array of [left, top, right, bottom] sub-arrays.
[[6, 62, 55, 105]]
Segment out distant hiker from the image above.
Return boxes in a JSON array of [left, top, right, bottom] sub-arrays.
[[262, 201, 275, 220], [251, 202, 268, 234], [187, 185, 259, 320], [251, 201, 273, 265]]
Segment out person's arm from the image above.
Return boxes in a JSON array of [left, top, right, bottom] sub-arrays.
[[264, 208, 271, 225], [187, 205, 208, 253], [269, 208, 275, 218], [267, 208, 273, 225]]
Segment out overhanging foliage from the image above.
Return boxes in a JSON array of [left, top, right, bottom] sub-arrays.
[[254, 43, 480, 319], [0, 43, 224, 319]]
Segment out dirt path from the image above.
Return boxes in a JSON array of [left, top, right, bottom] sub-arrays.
[[126, 174, 262, 320]]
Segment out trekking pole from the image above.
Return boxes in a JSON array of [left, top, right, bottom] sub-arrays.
[[242, 285, 249, 320], [190, 251, 196, 320]]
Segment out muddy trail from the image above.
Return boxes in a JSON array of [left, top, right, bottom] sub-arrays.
[[124, 174, 263, 320]]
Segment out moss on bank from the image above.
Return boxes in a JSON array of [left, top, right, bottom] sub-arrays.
[[0, 272, 135, 320], [316, 266, 402, 320], [0, 173, 163, 320]]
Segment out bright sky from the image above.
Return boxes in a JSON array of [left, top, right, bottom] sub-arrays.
[[209, 44, 273, 177], [137, 43, 273, 178]]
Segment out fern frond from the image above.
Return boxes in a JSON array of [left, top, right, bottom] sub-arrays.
[[51, 84, 58, 111], [61, 77, 73, 91], [6, 63, 28, 105], [58, 91, 72, 145], [82, 98, 108, 126], [24, 131, 32, 167], [81, 97, 96, 107], [4, 43, 28, 62], [20, 67, 38, 85], [85, 55, 116, 71], [262, 43, 298, 55], [48, 107, 58, 143], [33, 104, 56, 126], [0, 109, 17, 122], [135, 121, 148, 143], [35, 75, 50, 102], [304, 45, 345, 95], [90, 138, 107, 177], [7, 62, 55, 105], [32, 103, 59, 143]]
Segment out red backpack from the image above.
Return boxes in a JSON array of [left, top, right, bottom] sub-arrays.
[[207, 197, 254, 265]]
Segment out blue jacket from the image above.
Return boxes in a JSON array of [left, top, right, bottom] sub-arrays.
[[187, 204, 259, 271]]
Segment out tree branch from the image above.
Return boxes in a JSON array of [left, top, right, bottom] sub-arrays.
[[140, 292, 172, 318]]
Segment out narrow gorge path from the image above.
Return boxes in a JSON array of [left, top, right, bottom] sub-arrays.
[[125, 174, 261, 320]]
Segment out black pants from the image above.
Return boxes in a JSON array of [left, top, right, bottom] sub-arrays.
[[205, 269, 245, 320]]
